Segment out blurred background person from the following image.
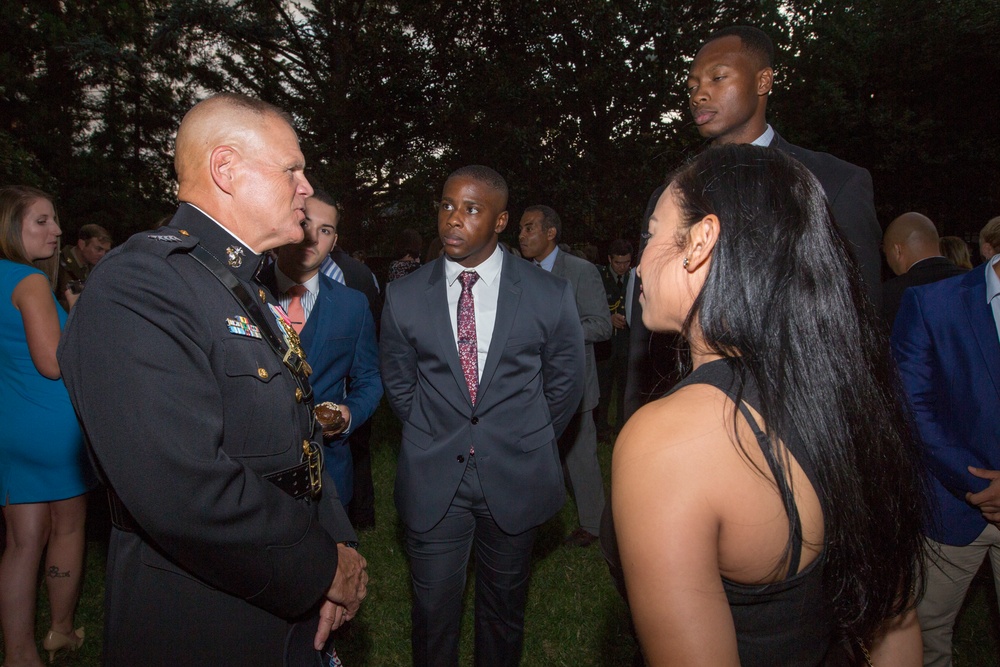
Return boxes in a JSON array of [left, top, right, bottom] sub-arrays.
[[387, 227, 423, 282], [939, 235, 973, 270], [0, 185, 93, 666], [881, 212, 967, 326], [980, 216, 1000, 263], [610, 146, 926, 665], [55, 223, 111, 310]]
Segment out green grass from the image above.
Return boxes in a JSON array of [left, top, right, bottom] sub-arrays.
[[4, 400, 998, 665]]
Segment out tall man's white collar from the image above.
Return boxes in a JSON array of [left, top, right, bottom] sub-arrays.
[[751, 124, 775, 147]]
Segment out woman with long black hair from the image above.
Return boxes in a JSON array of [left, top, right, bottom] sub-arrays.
[[612, 145, 926, 665]]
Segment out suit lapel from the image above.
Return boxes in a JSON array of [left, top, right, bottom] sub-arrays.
[[426, 260, 474, 408], [477, 253, 521, 406], [962, 269, 1000, 400]]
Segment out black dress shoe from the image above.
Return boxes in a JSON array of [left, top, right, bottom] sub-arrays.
[[564, 527, 598, 547]]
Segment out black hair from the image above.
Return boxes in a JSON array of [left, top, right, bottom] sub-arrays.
[[523, 204, 562, 243], [667, 144, 926, 644], [706, 25, 774, 70], [446, 165, 509, 210], [608, 238, 633, 257]]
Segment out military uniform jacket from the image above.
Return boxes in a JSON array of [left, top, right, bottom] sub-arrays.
[[58, 204, 352, 666]]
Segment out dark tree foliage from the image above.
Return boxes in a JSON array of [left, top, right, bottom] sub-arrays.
[[2, 0, 998, 250]]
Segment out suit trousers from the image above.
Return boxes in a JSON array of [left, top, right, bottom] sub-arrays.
[[559, 410, 605, 535], [916, 525, 1000, 667], [404, 454, 538, 667]]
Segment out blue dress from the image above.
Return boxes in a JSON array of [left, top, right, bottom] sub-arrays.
[[0, 260, 92, 505]]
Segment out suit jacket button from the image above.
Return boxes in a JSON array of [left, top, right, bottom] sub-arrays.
[[457, 455, 465, 463], [471, 417, 479, 425]]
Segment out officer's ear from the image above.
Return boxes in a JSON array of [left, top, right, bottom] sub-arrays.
[[210, 146, 238, 195]]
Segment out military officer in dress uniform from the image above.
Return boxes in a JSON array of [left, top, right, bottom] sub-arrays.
[[58, 93, 367, 666]]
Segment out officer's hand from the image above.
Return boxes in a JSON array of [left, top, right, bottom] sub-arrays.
[[611, 313, 627, 330], [313, 600, 348, 650], [325, 544, 368, 618]]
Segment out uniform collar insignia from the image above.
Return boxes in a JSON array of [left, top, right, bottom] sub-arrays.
[[225, 245, 245, 268]]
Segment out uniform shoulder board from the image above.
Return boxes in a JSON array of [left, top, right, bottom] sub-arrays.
[[127, 229, 199, 257]]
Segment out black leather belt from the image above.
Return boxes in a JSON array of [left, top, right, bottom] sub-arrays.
[[107, 446, 322, 533]]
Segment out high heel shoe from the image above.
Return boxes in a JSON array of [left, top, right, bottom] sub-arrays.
[[42, 627, 84, 663]]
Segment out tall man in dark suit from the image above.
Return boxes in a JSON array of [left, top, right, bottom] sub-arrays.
[[892, 255, 1000, 666], [58, 93, 367, 665], [881, 212, 967, 325], [316, 196, 383, 529], [381, 166, 585, 666], [625, 25, 883, 415], [519, 205, 612, 547], [261, 191, 383, 508]]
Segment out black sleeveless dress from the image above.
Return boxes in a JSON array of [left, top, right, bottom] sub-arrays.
[[601, 358, 850, 666]]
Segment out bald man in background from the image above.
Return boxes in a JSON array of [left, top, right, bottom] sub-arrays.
[[881, 212, 968, 325], [59, 93, 367, 666]]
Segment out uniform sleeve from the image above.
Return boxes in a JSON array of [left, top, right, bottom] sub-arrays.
[[58, 250, 337, 619]]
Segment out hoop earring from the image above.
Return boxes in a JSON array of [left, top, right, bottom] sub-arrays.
[[682, 257, 690, 269]]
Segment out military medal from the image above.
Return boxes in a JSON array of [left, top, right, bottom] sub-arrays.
[[226, 315, 262, 339], [268, 303, 312, 377]]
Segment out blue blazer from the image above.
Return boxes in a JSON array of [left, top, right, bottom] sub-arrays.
[[261, 269, 382, 505], [891, 266, 1000, 545], [380, 250, 585, 534]]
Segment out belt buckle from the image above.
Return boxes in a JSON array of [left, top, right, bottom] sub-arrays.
[[302, 439, 323, 499]]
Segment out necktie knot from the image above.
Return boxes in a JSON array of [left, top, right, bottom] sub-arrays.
[[288, 284, 307, 297], [459, 271, 479, 291]]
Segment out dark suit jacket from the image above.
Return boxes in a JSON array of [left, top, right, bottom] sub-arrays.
[[260, 268, 383, 504], [891, 265, 1000, 545], [58, 205, 353, 665], [330, 246, 382, 331], [881, 256, 967, 326], [380, 251, 585, 534], [625, 137, 882, 418], [770, 132, 882, 308], [551, 250, 612, 412]]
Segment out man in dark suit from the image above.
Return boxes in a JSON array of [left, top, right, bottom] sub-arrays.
[[261, 192, 382, 508], [518, 205, 611, 547], [892, 255, 1000, 665], [625, 25, 883, 416], [318, 203, 382, 529], [380, 166, 585, 666], [881, 212, 967, 325], [58, 93, 367, 665]]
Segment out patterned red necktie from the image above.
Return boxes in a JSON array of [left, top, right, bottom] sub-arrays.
[[457, 271, 480, 405], [287, 284, 307, 334]]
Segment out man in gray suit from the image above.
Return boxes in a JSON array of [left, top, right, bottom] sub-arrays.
[[380, 166, 585, 667], [519, 205, 612, 547]]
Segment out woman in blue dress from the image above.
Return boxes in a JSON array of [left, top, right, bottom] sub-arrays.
[[0, 186, 93, 666]]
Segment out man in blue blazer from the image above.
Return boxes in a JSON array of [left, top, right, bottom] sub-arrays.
[[892, 255, 1000, 665], [381, 165, 585, 667], [262, 192, 382, 506]]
